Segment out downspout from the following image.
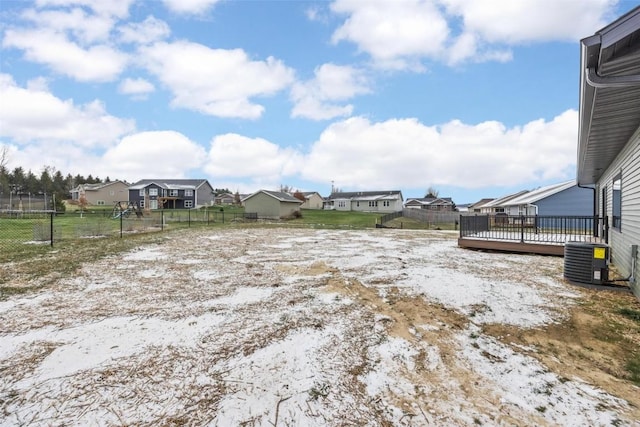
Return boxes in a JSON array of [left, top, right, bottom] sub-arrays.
[[577, 183, 597, 238]]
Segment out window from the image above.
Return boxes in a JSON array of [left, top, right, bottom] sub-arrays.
[[139, 189, 145, 196], [169, 189, 178, 197], [368, 201, 378, 207], [612, 174, 621, 230], [495, 208, 505, 213], [139, 200, 145, 208], [97, 200, 105, 205], [149, 188, 158, 196], [185, 189, 193, 197], [184, 200, 193, 208], [383, 200, 390, 207], [338, 201, 346, 208]]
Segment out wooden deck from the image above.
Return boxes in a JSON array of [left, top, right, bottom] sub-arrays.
[[458, 237, 565, 256]]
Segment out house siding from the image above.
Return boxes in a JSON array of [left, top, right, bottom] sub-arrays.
[[300, 193, 323, 210], [195, 182, 215, 207], [72, 181, 129, 206], [534, 186, 594, 216], [243, 192, 301, 219], [598, 130, 640, 298], [350, 198, 402, 213]]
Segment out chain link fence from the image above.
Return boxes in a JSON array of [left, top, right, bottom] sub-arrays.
[[0, 208, 257, 255]]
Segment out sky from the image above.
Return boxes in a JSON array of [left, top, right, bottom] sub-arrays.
[[0, 0, 638, 204]]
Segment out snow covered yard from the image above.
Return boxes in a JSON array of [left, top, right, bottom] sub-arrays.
[[0, 228, 638, 426]]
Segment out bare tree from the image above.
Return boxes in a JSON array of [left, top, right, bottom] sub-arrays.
[[0, 145, 8, 173], [424, 186, 439, 198]]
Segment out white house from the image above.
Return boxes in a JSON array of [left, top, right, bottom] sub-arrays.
[[324, 191, 403, 213], [578, 6, 640, 298]]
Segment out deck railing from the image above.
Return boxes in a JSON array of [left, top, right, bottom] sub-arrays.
[[459, 214, 608, 245]]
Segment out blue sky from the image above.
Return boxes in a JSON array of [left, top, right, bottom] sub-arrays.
[[0, 0, 637, 204]]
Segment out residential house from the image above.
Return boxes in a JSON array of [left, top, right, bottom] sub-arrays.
[[70, 180, 129, 206], [578, 6, 640, 297], [214, 192, 236, 205], [242, 190, 303, 219], [128, 179, 215, 210], [480, 191, 529, 214], [487, 181, 593, 216], [324, 191, 403, 213], [297, 192, 324, 210], [404, 197, 456, 211], [466, 198, 494, 213]]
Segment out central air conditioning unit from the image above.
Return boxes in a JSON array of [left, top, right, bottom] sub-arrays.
[[564, 241, 609, 285]]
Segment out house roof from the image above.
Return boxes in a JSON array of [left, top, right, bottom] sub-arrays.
[[405, 197, 454, 206], [578, 6, 640, 185], [467, 198, 495, 209], [301, 191, 322, 197], [129, 179, 210, 190], [242, 190, 303, 203], [329, 190, 403, 201], [499, 180, 576, 206], [483, 190, 529, 208], [72, 180, 127, 192]]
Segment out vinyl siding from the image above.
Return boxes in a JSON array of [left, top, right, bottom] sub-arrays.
[[534, 186, 593, 216], [243, 192, 301, 219], [598, 129, 640, 298]]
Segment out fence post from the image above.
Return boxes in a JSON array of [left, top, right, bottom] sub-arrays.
[[161, 210, 164, 231], [520, 215, 524, 243], [188, 209, 191, 227], [50, 211, 54, 247], [120, 210, 123, 238]]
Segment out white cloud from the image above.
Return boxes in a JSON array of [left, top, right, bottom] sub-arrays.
[[118, 16, 171, 45], [162, 0, 222, 15], [140, 41, 295, 119], [118, 78, 155, 98], [441, 0, 616, 44], [291, 63, 370, 120], [3, 29, 128, 82], [301, 110, 578, 189], [0, 73, 134, 146], [35, 0, 135, 19], [331, 0, 450, 70], [21, 7, 115, 44], [329, 0, 618, 67], [102, 131, 207, 182], [205, 134, 302, 185]]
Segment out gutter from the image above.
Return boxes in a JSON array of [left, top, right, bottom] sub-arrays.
[[585, 67, 640, 88]]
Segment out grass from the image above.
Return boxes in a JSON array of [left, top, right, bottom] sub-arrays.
[[384, 216, 457, 230], [287, 209, 383, 228]]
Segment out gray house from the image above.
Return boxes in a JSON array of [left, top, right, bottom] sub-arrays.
[[128, 179, 215, 210], [578, 6, 640, 297], [242, 190, 303, 219]]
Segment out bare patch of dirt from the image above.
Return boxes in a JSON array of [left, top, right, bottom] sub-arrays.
[[483, 287, 640, 420]]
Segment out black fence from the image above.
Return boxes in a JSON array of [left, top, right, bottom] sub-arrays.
[[459, 214, 607, 245], [0, 209, 260, 253]]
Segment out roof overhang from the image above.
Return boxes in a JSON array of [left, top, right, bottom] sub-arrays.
[[577, 6, 640, 185]]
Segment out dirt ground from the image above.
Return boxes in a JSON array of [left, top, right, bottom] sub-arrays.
[[1, 227, 639, 426]]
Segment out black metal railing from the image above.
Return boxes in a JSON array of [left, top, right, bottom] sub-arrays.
[[459, 214, 607, 245]]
